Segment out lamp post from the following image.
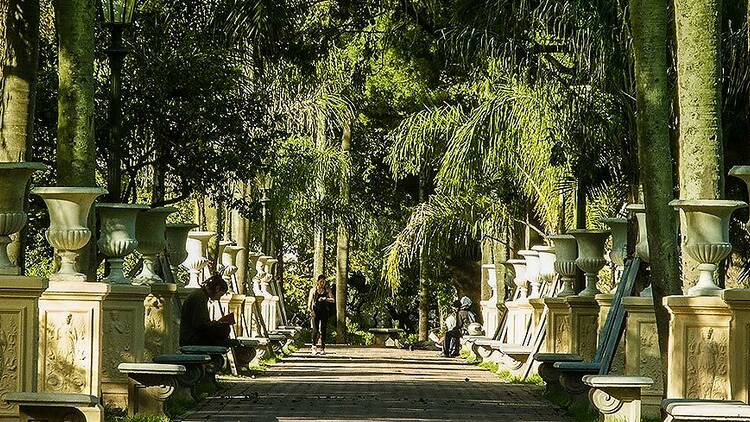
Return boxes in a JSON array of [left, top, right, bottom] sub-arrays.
[[257, 171, 273, 254], [102, 0, 138, 202]]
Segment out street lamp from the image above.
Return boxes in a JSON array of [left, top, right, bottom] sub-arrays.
[[257, 171, 274, 254], [101, 0, 138, 202]]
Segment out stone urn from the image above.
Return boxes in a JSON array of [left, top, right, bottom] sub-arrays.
[[263, 257, 278, 296], [165, 223, 197, 282], [32, 186, 107, 281], [134, 207, 177, 284], [532, 245, 556, 294], [221, 245, 244, 289], [252, 255, 268, 295], [246, 252, 262, 292], [601, 217, 628, 292], [503, 259, 528, 300], [0, 162, 47, 275], [570, 229, 610, 297], [729, 166, 750, 229], [670, 199, 747, 296], [97, 203, 149, 284], [549, 234, 577, 297], [519, 250, 541, 299], [483, 264, 498, 304], [182, 231, 215, 288], [626, 204, 652, 297]]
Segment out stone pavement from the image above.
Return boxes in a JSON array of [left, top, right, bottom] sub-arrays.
[[177, 345, 566, 421]]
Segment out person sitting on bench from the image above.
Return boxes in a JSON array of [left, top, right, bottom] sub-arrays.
[[180, 275, 235, 346]]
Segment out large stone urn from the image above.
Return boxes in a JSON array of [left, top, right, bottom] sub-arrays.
[[182, 231, 214, 288], [503, 259, 528, 300], [33, 187, 107, 281], [97, 203, 149, 284], [670, 199, 746, 296], [570, 229, 610, 297], [0, 162, 47, 275], [601, 217, 628, 291], [532, 245, 556, 295], [627, 204, 652, 297], [222, 245, 244, 289], [134, 207, 177, 284], [164, 223, 197, 282], [549, 234, 577, 297], [729, 166, 750, 229], [519, 250, 541, 299]]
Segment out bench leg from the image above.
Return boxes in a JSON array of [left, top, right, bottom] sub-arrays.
[[18, 404, 104, 422], [129, 379, 177, 418], [559, 373, 594, 415], [589, 387, 642, 422], [538, 362, 569, 404]]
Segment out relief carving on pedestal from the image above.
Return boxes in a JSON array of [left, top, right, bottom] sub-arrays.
[[43, 312, 88, 393], [0, 312, 20, 411], [686, 326, 729, 400], [144, 295, 165, 361], [638, 321, 663, 393], [578, 315, 598, 361], [554, 315, 570, 353], [102, 309, 134, 380]]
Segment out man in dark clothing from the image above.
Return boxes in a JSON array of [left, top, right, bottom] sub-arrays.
[[442, 297, 477, 357], [180, 275, 235, 346]]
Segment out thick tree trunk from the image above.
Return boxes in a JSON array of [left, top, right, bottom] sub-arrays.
[[313, 113, 327, 278], [674, 0, 724, 291], [630, 0, 682, 389], [52, 0, 97, 279], [418, 173, 429, 341], [1, 0, 40, 271], [231, 183, 250, 293], [335, 123, 351, 342]]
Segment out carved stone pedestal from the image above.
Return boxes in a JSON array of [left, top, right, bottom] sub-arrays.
[[720, 289, 750, 404], [38, 282, 110, 397], [244, 296, 264, 336], [505, 300, 534, 345], [567, 296, 599, 362], [144, 283, 179, 360], [622, 296, 663, 418], [0, 277, 47, 421], [528, 298, 545, 332], [480, 300, 500, 338], [101, 284, 150, 409], [596, 294, 624, 374], [261, 296, 279, 332], [221, 293, 246, 336], [544, 297, 571, 354], [664, 295, 731, 400]]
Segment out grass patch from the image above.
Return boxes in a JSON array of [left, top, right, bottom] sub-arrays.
[[105, 407, 168, 422], [282, 344, 298, 356]]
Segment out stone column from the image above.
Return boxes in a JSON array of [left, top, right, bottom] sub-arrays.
[[543, 297, 571, 353], [567, 295, 599, 362], [664, 295, 731, 400], [622, 296, 663, 419]]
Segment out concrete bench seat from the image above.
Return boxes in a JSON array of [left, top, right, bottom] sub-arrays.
[[235, 337, 274, 367], [582, 375, 653, 422], [5, 392, 103, 422], [180, 345, 229, 375], [118, 363, 186, 418], [368, 328, 404, 348], [662, 399, 750, 421], [153, 354, 211, 401]]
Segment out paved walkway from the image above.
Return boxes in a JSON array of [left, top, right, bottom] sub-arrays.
[[178, 345, 566, 421]]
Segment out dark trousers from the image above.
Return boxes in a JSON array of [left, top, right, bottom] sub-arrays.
[[443, 329, 462, 357], [311, 312, 329, 349]]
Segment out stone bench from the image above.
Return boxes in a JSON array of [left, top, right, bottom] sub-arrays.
[[662, 399, 750, 421], [152, 354, 211, 401], [5, 392, 103, 422], [535, 352, 584, 398], [582, 375, 653, 422], [180, 345, 229, 376], [368, 328, 404, 348], [236, 337, 272, 367], [118, 363, 186, 418]]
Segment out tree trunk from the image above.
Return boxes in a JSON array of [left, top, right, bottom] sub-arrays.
[[574, 181, 587, 293], [335, 122, 351, 343], [1, 0, 40, 272], [418, 173, 429, 341], [52, 0, 97, 280], [674, 0, 724, 291], [313, 113, 327, 278], [231, 183, 250, 293], [630, 0, 682, 389]]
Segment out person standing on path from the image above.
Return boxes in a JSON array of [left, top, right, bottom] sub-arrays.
[[308, 274, 335, 355]]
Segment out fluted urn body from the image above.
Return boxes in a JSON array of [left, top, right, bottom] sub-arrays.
[[33, 187, 107, 281], [503, 259, 528, 301], [165, 223, 197, 282], [570, 229, 610, 297], [483, 264, 498, 304], [670, 199, 746, 296], [134, 207, 177, 284], [519, 250, 541, 299], [183, 231, 214, 288], [549, 234, 577, 297], [252, 255, 268, 295], [97, 203, 149, 284], [222, 245, 244, 290], [627, 204, 652, 296], [729, 166, 750, 229], [261, 257, 278, 297], [532, 245, 556, 295], [601, 217, 628, 291], [0, 162, 47, 274]]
